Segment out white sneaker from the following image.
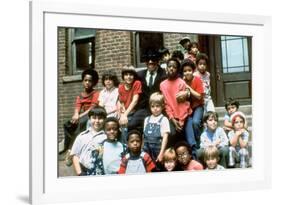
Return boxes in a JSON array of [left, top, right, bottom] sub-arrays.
[[58, 139, 65, 153]]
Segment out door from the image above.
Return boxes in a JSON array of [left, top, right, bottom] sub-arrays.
[[205, 35, 252, 106]]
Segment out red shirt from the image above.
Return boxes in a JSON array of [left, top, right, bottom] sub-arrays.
[[160, 78, 192, 126], [74, 90, 99, 113], [118, 80, 142, 109], [118, 152, 156, 174], [183, 160, 203, 171], [188, 75, 204, 109]]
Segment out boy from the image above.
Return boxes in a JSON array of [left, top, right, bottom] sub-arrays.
[[197, 111, 229, 168], [118, 129, 156, 174], [223, 98, 240, 132], [174, 141, 203, 171], [160, 58, 192, 147], [59, 69, 99, 155], [118, 65, 142, 143], [70, 106, 107, 176], [143, 92, 170, 169], [203, 145, 225, 170]]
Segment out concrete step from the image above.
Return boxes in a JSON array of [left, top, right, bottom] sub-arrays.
[[218, 115, 252, 128], [215, 105, 252, 116]]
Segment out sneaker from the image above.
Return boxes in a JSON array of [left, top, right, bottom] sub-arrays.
[[65, 149, 72, 167], [58, 139, 65, 154]]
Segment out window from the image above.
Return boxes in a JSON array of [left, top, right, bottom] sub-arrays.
[[68, 28, 96, 75], [135, 32, 163, 68], [220, 36, 250, 73]]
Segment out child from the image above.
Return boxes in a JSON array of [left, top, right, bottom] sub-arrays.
[[187, 42, 200, 63], [174, 141, 203, 171], [60, 69, 99, 155], [143, 92, 170, 170], [160, 58, 192, 147], [171, 50, 184, 65], [177, 59, 204, 153], [197, 111, 229, 168], [118, 65, 142, 143], [203, 145, 225, 170], [118, 129, 156, 174], [98, 70, 119, 118], [102, 117, 127, 174], [228, 112, 250, 168], [177, 36, 191, 58], [70, 106, 107, 176], [194, 53, 215, 113], [158, 47, 170, 70], [162, 148, 180, 171], [223, 98, 240, 132]]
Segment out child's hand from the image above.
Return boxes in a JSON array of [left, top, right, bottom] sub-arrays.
[[119, 114, 128, 126], [176, 90, 189, 103], [71, 113, 79, 124], [171, 118, 182, 131], [156, 153, 164, 163], [235, 130, 243, 136], [214, 138, 221, 147]]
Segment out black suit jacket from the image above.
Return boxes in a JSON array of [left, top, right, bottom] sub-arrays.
[[137, 65, 167, 109]]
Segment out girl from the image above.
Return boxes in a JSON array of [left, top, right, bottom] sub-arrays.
[[98, 70, 119, 118], [118, 65, 142, 143], [228, 111, 250, 168], [102, 117, 127, 174], [203, 145, 225, 170]]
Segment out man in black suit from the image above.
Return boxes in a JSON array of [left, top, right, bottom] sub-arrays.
[[128, 49, 167, 132]]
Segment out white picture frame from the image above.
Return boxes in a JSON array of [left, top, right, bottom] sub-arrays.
[[30, 0, 272, 204]]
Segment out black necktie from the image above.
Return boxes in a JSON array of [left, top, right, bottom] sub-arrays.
[[149, 71, 154, 89]]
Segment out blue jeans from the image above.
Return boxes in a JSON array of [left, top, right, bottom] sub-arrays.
[[191, 106, 204, 144]]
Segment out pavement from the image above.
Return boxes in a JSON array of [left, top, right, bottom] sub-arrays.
[[58, 152, 76, 177]]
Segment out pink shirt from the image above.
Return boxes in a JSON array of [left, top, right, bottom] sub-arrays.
[[183, 160, 203, 171], [160, 78, 192, 126]]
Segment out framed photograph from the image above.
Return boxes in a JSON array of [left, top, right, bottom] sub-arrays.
[[30, 0, 271, 204]]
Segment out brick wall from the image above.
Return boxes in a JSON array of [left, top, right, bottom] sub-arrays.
[[95, 30, 133, 80], [58, 29, 133, 141], [163, 33, 198, 53]]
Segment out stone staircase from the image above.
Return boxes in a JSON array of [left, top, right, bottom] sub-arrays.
[[215, 105, 252, 131]]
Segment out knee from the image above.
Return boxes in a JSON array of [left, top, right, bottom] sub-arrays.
[[239, 148, 249, 156]]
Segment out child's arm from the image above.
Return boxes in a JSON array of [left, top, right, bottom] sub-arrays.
[[223, 119, 233, 131], [156, 132, 169, 163], [216, 127, 229, 147], [71, 109, 80, 124], [119, 94, 139, 125], [229, 130, 242, 147], [238, 130, 249, 148], [186, 84, 203, 100], [72, 155, 84, 176]]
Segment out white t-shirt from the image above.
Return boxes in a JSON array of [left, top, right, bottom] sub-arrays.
[[98, 87, 119, 117], [102, 141, 125, 174], [143, 114, 170, 136]]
